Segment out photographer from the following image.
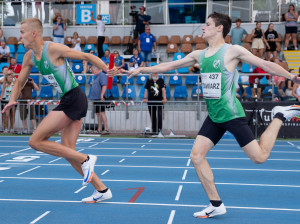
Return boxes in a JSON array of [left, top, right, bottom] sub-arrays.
[[53, 14, 66, 44], [132, 6, 151, 45]]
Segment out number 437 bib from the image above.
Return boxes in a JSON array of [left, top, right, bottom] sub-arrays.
[[201, 73, 221, 99]]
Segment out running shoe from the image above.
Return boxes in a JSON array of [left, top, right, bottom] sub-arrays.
[[81, 155, 97, 186], [193, 203, 226, 218], [82, 189, 112, 203], [272, 105, 300, 121]]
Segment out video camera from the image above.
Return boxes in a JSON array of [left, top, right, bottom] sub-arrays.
[[129, 5, 138, 17]]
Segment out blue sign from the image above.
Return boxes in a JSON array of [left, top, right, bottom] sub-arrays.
[[76, 4, 97, 24], [101, 14, 110, 24]]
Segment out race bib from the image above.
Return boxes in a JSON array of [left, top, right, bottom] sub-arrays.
[[201, 73, 221, 99], [44, 74, 63, 94], [146, 38, 150, 43]]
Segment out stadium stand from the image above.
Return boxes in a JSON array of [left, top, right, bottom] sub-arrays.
[[110, 36, 121, 45], [42, 36, 52, 41], [185, 76, 198, 85], [170, 35, 181, 45], [158, 36, 169, 45], [123, 36, 133, 45], [72, 63, 83, 73], [182, 35, 193, 44], [87, 36, 97, 45], [166, 43, 178, 54], [136, 75, 148, 85], [139, 86, 146, 99], [174, 86, 188, 99], [64, 36, 72, 45], [6, 37, 18, 45], [75, 75, 86, 85], [165, 86, 171, 99], [122, 85, 136, 99], [31, 66, 39, 73], [84, 44, 96, 53], [110, 85, 120, 99], [120, 75, 134, 85], [38, 86, 53, 98], [181, 43, 192, 53], [30, 75, 40, 84], [16, 54, 24, 63], [79, 36, 86, 45], [32, 89, 37, 98], [191, 86, 203, 98], [16, 44, 25, 54], [40, 77, 50, 85], [169, 75, 182, 85]]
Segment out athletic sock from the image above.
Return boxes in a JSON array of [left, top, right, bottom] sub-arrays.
[[98, 188, 108, 193], [274, 112, 286, 122], [81, 155, 90, 164], [210, 200, 222, 207]]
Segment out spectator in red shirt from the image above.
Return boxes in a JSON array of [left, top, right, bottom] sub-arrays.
[[9, 58, 22, 78], [250, 67, 269, 100]]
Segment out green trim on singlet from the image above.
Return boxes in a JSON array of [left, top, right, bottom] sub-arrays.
[[31, 41, 78, 97], [199, 44, 245, 123]]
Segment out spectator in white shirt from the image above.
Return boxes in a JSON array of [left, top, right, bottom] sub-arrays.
[[91, 11, 105, 58], [0, 41, 10, 63], [71, 32, 81, 52]]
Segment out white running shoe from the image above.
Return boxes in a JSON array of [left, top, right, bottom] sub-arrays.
[[81, 155, 97, 186], [82, 189, 112, 203], [193, 203, 226, 218], [272, 105, 300, 121]]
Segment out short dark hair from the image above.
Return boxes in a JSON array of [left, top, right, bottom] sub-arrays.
[[208, 12, 232, 38], [2, 66, 8, 71], [235, 18, 241, 23]]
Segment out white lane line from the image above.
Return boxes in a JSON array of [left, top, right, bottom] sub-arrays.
[[48, 158, 62, 164], [78, 149, 85, 152], [186, 159, 191, 167], [167, 210, 176, 224], [175, 185, 183, 201], [182, 170, 188, 180], [119, 159, 125, 163], [148, 140, 152, 143], [17, 166, 40, 176], [101, 139, 110, 143], [141, 145, 145, 148], [101, 170, 110, 175], [30, 211, 51, 224], [89, 143, 99, 148], [287, 142, 295, 146], [0, 180, 4, 183], [74, 186, 86, 194], [0, 153, 9, 158], [131, 151, 137, 155], [11, 147, 31, 154], [3, 198, 299, 212]]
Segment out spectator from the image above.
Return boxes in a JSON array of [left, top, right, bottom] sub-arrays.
[[129, 48, 144, 70], [101, 49, 110, 65], [91, 11, 105, 58], [250, 67, 268, 100], [19, 77, 39, 133], [265, 23, 278, 61], [35, 0, 42, 21], [230, 18, 247, 46], [9, 58, 22, 77], [134, 6, 151, 45], [89, 65, 109, 135], [11, 0, 22, 23], [284, 4, 298, 50], [273, 58, 286, 97], [285, 69, 295, 97], [70, 32, 81, 52], [143, 73, 167, 134], [53, 14, 66, 44], [138, 26, 156, 67], [292, 82, 300, 102], [0, 72, 16, 133], [251, 21, 267, 59], [83, 49, 95, 74], [0, 41, 11, 63], [113, 50, 127, 70], [0, 26, 3, 41]]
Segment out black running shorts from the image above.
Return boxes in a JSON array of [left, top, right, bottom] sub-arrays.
[[53, 86, 88, 121], [198, 116, 255, 147]]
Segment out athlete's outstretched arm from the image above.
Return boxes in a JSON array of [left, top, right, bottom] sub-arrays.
[[128, 50, 201, 78], [232, 45, 300, 84], [51, 43, 108, 72], [2, 52, 32, 113]]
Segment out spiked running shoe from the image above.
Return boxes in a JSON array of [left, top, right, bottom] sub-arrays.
[[82, 189, 113, 203], [193, 203, 226, 218], [272, 105, 300, 121], [81, 155, 97, 186]]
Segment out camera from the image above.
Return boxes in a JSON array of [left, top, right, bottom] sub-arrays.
[[28, 78, 32, 81], [129, 5, 138, 17]]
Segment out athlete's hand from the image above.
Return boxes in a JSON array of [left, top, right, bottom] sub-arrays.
[[291, 74, 300, 84], [128, 67, 143, 78], [1, 101, 18, 114], [107, 67, 119, 77]]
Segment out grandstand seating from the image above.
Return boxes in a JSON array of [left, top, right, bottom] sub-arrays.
[[64, 36, 72, 45], [181, 43, 192, 53], [16, 44, 25, 54], [38, 86, 53, 98], [136, 75, 148, 85], [120, 75, 134, 84], [110, 36, 121, 45], [103, 44, 109, 52], [123, 36, 133, 45], [185, 76, 198, 85], [42, 36, 52, 41], [30, 75, 39, 84], [195, 43, 206, 50], [263, 85, 278, 96], [245, 86, 253, 99], [158, 36, 169, 45], [16, 54, 24, 63], [80, 85, 86, 94], [182, 35, 193, 44], [7, 44, 16, 54], [31, 66, 39, 73], [169, 75, 182, 85], [170, 35, 181, 45], [40, 77, 50, 85], [0, 63, 10, 71], [113, 76, 118, 84], [191, 86, 203, 98], [165, 86, 171, 99], [110, 85, 120, 98], [88, 75, 95, 85], [148, 62, 158, 67], [194, 35, 205, 44], [6, 37, 18, 45], [174, 86, 188, 99], [241, 63, 254, 73], [32, 89, 37, 98], [84, 44, 96, 53], [72, 63, 83, 73], [166, 43, 178, 54], [87, 36, 97, 45], [122, 85, 136, 99], [79, 36, 86, 45], [104, 36, 109, 44], [75, 75, 86, 85], [139, 86, 146, 99]]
